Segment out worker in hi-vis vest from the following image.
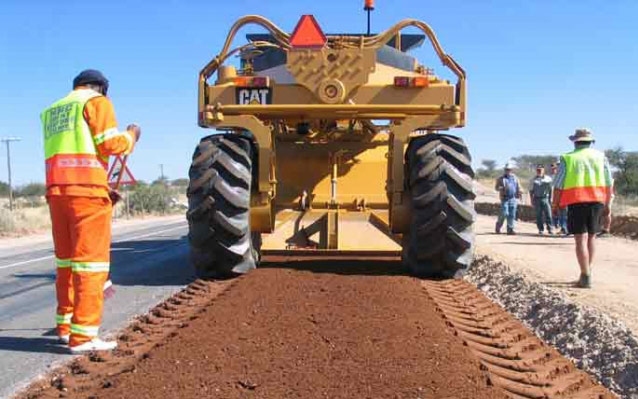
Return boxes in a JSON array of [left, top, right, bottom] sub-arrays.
[[41, 70, 141, 352], [552, 128, 613, 289]]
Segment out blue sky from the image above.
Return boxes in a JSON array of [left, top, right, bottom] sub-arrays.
[[1, 0, 636, 185]]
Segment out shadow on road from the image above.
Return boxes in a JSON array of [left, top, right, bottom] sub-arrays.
[[542, 281, 579, 289], [108, 237, 195, 287], [0, 336, 69, 355], [13, 273, 55, 280], [499, 241, 570, 246], [5, 237, 195, 292], [0, 328, 55, 335]]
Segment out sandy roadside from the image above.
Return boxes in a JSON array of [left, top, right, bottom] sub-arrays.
[[0, 214, 185, 251], [475, 214, 638, 335]]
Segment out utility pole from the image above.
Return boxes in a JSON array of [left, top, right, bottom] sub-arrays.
[[159, 164, 165, 181], [1, 137, 21, 211]]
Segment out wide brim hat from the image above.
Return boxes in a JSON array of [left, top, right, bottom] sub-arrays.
[[569, 128, 595, 142]]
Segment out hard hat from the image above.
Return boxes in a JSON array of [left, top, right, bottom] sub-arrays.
[[504, 161, 515, 170], [73, 69, 109, 93], [569, 128, 595, 143]]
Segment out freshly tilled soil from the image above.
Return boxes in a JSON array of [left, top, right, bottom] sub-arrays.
[[18, 258, 617, 399], [19, 259, 505, 399], [466, 255, 638, 397], [18, 278, 235, 399], [423, 279, 616, 398]]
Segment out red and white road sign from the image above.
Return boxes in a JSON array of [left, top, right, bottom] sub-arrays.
[[108, 155, 136, 189]]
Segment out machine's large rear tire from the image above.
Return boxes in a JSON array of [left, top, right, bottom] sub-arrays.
[[403, 134, 476, 278], [186, 134, 260, 277]]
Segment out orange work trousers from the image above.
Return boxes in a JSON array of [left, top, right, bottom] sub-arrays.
[[48, 196, 112, 347]]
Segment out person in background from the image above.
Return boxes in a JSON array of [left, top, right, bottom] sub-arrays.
[[552, 128, 613, 288], [550, 162, 569, 235], [495, 162, 522, 235], [529, 164, 554, 235]]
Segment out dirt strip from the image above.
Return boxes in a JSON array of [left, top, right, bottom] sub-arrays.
[[17, 279, 235, 399], [466, 255, 638, 398], [17, 259, 505, 399], [423, 279, 615, 399]]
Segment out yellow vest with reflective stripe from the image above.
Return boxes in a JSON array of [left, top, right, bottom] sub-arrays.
[[559, 148, 610, 207], [41, 90, 108, 188]]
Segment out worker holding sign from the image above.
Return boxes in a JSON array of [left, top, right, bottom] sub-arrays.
[[41, 69, 141, 352]]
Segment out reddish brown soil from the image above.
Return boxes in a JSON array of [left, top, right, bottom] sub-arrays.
[[423, 280, 616, 398], [22, 259, 506, 399]]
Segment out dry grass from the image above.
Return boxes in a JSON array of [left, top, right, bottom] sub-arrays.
[[0, 206, 51, 237]]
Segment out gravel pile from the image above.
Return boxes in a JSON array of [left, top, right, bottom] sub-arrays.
[[466, 255, 638, 398]]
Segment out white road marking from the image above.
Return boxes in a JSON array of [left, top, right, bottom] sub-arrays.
[[0, 255, 54, 271], [0, 223, 187, 271], [119, 224, 186, 242]]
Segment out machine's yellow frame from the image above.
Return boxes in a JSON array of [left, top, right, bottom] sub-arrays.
[[196, 15, 465, 252]]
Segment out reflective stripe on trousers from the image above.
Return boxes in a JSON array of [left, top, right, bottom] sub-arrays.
[[48, 195, 112, 346], [56, 312, 73, 325], [72, 262, 110, 273], [70, 324, 99, 337]]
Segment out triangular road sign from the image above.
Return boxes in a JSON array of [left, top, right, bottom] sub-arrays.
[[290, 15, 327, 48], [108, 155, 137, 188]]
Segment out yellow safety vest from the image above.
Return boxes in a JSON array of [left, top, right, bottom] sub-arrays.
[[41, 90, 109, 188], [559, 148, 610, 207]]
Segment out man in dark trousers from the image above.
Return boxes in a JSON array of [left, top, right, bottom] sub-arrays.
[[495, 162, 522, 235], [529, 164, 554, 235], [553, 129, 613, 288]]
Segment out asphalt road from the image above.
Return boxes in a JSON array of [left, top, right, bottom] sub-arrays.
[[0, 216, 191, 399]]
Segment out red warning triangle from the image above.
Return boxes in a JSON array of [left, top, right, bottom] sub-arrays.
[[290, 15, 327, 48], [108, 155, 137, 188]]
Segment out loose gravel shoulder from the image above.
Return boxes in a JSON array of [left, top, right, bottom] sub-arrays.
[[466, 255, 638, 398]]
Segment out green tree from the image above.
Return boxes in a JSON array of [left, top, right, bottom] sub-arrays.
[[477, 159, 499, 179], [605, 147, 638, 196], [152, 176, 169, 186], [130, 180, 148, 189], [15, 182, 46, 197], [171, 178, 189, 187], [0, 181, 9, 197], [512, 154, 558, 179], [129, 184, 172, 214]]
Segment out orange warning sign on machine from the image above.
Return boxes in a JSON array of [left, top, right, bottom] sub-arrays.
[[289, 15, 327, 48]]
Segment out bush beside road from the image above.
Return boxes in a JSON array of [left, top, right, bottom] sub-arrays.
[[0, 183, 188, 237]]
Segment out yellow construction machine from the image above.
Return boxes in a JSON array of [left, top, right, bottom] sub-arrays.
[[187, 11, 475, 278]]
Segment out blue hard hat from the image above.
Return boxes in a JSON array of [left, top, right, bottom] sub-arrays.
[[73, 69, 109, 91]]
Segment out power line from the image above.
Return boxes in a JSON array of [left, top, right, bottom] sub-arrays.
[[0, 137, 21, 212]]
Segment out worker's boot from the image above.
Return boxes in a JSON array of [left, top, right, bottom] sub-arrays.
[[70, 338, 117, 353], [58, 335, 70, 344], [507, 228, 516, 235], [577, 274, 591, 289], [597, 230, 611, 238]]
